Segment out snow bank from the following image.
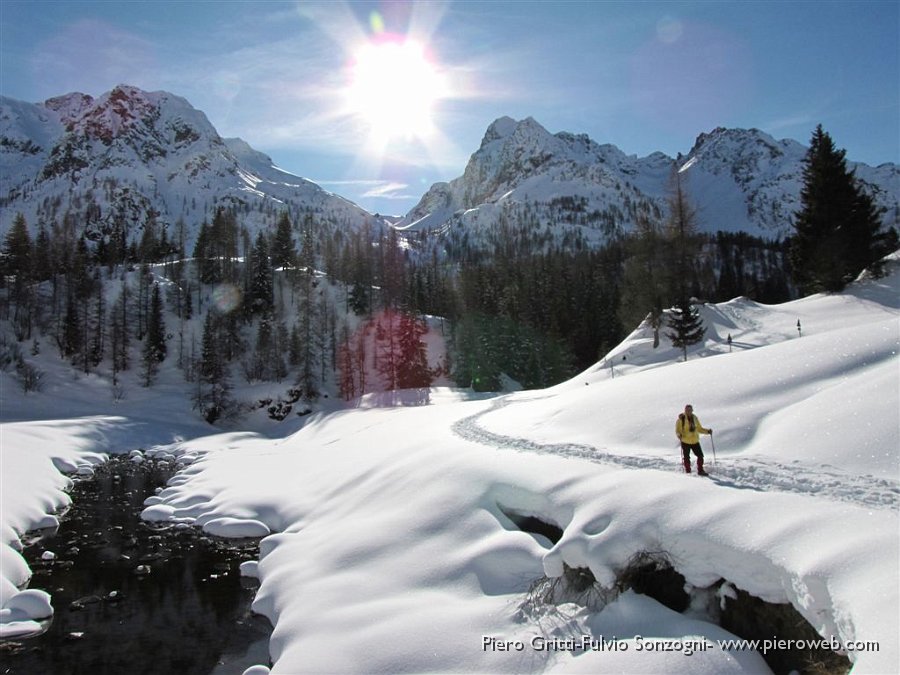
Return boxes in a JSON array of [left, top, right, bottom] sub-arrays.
[[136, 270, 898, 673], [159, 405, 896, 672], [0, 405, 211, 637]]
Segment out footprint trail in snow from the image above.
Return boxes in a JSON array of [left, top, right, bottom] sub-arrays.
[[452, 398, 899, 511]]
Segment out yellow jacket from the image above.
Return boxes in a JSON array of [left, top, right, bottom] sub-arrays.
[[676, 414, 710, 444]]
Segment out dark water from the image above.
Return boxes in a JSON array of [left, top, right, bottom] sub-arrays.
[[0, 456, 272, 675]]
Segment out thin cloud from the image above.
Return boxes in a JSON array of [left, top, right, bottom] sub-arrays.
[[315, 179, 414, 200], [29, 19, 159, 98], [362, 182, 414, 199], [766, 113, 817, 133]]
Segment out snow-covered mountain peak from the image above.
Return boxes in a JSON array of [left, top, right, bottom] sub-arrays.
[[47, 84, 217, 153], [685, 126, 802, 172], [400, 116, 899, 243], [0, 85, 385, 247], [479, 116, 519, 148], [474, 116, 559, 164], [42, 92, 95, 125]]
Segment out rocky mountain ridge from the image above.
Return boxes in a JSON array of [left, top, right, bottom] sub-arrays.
[[0, 85, 384, 247], [2, 85, 897, 254], [398, 116, 899, 249]]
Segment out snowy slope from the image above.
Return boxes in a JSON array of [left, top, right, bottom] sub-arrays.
[[397, 118, 900, 247], [2, 260, 898, 672], [0, 85, 384, 246]]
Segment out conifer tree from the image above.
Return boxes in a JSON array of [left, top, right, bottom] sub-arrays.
[[271, 211, 296, 308], [271, 211, 296, 270], [138, 213, 160, 264], [396, 313, 431, 389], [61, 290, 82, 360], [292, 219, 320, 401], [197, 310, 233, 423], [662, 163, 705, 359], [666, 297, 705, 362], [246, 230, 273, 315], [790, 125, 898, 293], [2, 213, 32, 286], [2, 213, 34, 337], [33, 224, 52, 284], [109, 281, 130, 383], [89, 270, 106, 368], [141, 283, 167, 386], [293, 304, 320, 401], [374, 309, 400, 390]]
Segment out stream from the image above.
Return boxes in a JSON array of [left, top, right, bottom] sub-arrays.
[[0, 455, 272, 675]]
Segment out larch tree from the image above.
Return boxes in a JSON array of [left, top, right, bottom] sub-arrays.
[[663, 163, 706, 359]]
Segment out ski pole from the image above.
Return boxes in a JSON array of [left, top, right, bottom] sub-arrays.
[[710, 431, 717, 468]]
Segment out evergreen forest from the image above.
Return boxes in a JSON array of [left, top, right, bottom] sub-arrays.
[[2, 126, 894, 418]]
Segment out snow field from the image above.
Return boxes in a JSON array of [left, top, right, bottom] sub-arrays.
[[1, 258, 897, 672]]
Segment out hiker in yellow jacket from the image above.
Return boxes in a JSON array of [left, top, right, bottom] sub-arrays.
[[676, 404, 713, 475]]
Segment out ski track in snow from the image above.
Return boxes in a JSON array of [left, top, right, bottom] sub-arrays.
[[452, 398, 900, 511]]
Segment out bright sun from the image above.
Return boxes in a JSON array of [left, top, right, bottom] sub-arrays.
[[346, 38, 445, 142]]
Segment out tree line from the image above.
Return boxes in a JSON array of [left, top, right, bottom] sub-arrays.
[[1, 125, 895, 410]]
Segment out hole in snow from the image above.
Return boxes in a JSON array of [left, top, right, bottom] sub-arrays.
[[496, 503, 564, 545], [719, 585, 851, 675], [615, 551, 690, 613], [515, 548, 852, 675]]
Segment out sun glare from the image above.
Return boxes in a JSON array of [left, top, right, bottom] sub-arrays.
[[346, 38, 445, 142]]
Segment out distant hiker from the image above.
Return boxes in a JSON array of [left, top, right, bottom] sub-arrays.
[[676, 404, 713, 475], [727, 334, 732, 352]]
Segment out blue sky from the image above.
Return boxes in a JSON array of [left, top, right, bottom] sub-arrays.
[[1, 0, 897, 216]]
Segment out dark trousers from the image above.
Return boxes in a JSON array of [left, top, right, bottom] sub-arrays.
[[681, 442, 704, 463]]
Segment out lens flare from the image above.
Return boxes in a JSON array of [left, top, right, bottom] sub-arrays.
[[369, 11, 385, 34], [212, 284, 241, 313]]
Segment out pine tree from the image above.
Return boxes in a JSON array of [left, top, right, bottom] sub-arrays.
[[138, 213, 160, 264], [337, 322, 357, 401], [790, 125, 898, 293], [396, 313, 431, 389], [292, 221, 320, 401], [666, 297, 705, 362], [271, 211, 296, 270], [379, 228, 406, 309], [141, 283, 167, 386], [246, 230, 273, 315], [33, 224, 52, 284], [374, 309, 400, 390], [293, 302, 320, 401], [109, 281, 130, 383], [2, 213, 34, 338], [61, 290, 82, 360], [2, 213, 32, 285], [193, 220, 217, 286], [271, 211, 296, 309], [197, 310, 233, 423], [89, 270, 106, 368], [450, 313, 502, 392]]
